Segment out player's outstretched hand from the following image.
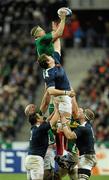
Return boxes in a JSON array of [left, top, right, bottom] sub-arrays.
[[58, 10, 67, 20]]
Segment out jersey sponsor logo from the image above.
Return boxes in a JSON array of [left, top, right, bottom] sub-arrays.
[[0, 150, 27, 173]]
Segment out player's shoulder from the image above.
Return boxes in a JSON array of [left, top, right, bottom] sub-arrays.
[[42, 32, 52, 38]]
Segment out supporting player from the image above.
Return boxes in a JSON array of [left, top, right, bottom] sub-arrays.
[[24, 103, 59, 180], [60, 108, 97, 180]]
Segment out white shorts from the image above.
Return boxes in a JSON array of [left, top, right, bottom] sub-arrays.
[[78, 154, 97, 171], [25, 155, 44, 180], [44, 147, 55, 170], [54, 95, 72, 114]]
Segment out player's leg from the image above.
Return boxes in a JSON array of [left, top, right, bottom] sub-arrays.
[[44, 169, 54, 180], [69, 166, 78, 180], [44, 146, 55, 180], [78, 154, 97, 180], [55, 96, 75, 160], [25, 155, 44, 180], [30, 168, 44, 180], [30, 167, 44, 180], [26, 170, 32, 180], [25, 156, 32, 180], [57, 95, 72, 119], [78, 169, 91, 180]]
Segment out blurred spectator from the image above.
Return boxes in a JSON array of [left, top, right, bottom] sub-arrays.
[[73, 27, 84, 48], [86, 23, 97, 51], [105, 21, 109, 47], [63, 14, 81, 47]]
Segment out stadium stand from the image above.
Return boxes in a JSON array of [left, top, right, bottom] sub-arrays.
[[64, 47, 109, 148]]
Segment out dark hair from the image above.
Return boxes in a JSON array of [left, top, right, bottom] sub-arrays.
[[38, 54, 49, 69], [28, 113, 37, 125]]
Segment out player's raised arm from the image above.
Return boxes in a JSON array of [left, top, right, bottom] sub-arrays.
[[60, 113, 77, 139], [72, 96, 79, 119], [49, 101, 60, 127], [52, 11, 66, 40], [40, 90, 51, 114]]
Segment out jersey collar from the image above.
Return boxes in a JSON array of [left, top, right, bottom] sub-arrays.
[[80, 121, 87, 127]]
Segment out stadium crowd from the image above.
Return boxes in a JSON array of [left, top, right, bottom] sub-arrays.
[[0, 31, 42, 145], [77, 52, 109, 147], [0, 0, 109, 150]]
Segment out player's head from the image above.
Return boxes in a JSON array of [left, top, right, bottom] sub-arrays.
[[30, 26, 45, 38], [25, 104, 44, 125], [38, 54, 54, 69], [84, 108, 95, 121], [25, 104, 36, 116], [77, 108, 95, 122], [28, 112, 43, 125]]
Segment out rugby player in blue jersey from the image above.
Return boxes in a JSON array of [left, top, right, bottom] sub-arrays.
[[24, 103, 59, 180], [38, 54, 74, 119], [60, 108, 97, 180]]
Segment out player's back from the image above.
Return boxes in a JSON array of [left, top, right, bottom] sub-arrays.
[[74, 122, 95, 155], [43, 66, 71, 90], [35, 33, 54, 56]]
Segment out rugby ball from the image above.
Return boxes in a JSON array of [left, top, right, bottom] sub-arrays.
[[57, 7, 72, 16]]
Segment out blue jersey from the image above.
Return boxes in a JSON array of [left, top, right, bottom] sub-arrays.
[[43, 66, 71, 90], [73, 122, 95, 155], [28, 122, 51, 158]]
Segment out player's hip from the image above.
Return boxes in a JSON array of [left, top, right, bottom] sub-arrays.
[[54, 95, 72, 114], [25, 155, 44, 170], [78, 154, 97, 170]]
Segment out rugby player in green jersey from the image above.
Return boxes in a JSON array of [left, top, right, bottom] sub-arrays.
[[30, 10, 67, 64]]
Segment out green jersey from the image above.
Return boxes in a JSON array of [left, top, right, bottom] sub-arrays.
[[48, 129, 55, 145], [35, 32, 54, 56], [67, 118, 80, 154]]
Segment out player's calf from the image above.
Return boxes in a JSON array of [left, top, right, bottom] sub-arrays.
[[78, 168, 91, 180]]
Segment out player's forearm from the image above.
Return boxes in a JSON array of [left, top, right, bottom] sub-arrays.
[[40, 104, 48, 114], [72, 96, 79, 119], [60, 114, 77, 139], [53, 18, 66, 38], [47, 111, 55, 121], [47, 87, 75, 97], [47, 88, 67, 96], [40, 91, 51, 113], [50, 110, 59, 127], [57, 18, 66, 36], [62, 123, 76, 139]]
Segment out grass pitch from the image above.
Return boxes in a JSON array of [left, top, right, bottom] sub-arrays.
[[0, 174, 109, 180]]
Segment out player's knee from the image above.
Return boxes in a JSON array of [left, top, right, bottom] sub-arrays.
[[69, 168, 78, 180], [78, 174, 89, 180], [54, 171, 61, 180], [44, 169, 54, 180], [33, 174, 43, 180], [78, 168, 91, 180]]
